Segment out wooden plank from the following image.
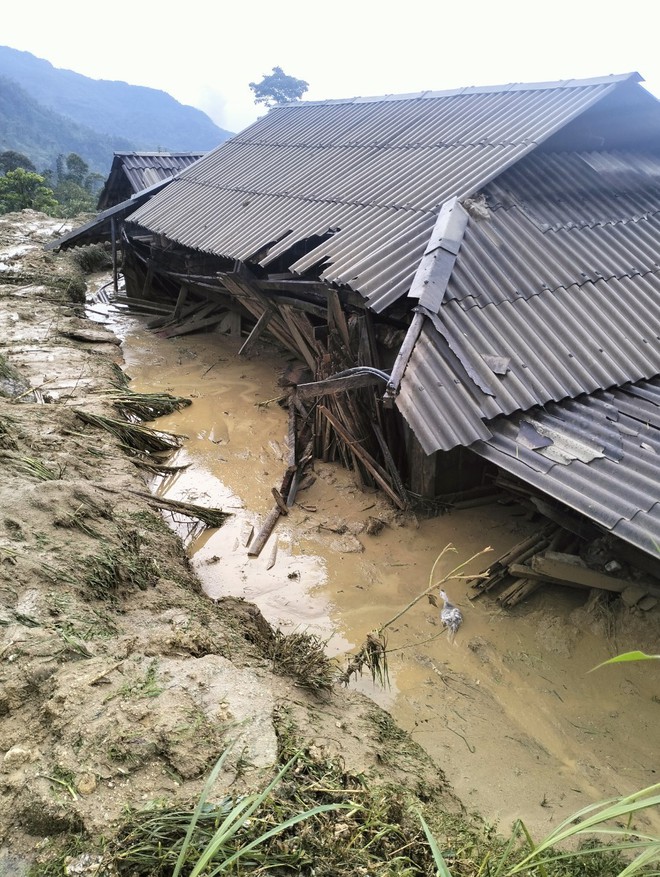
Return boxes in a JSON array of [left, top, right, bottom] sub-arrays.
[[160, 307, 225, 338], [265, 294, 328, 319], [363, 311, 381, 369], [280, 307, 317, 372], [147, 298, 207, 328], [141, 260, 154, 298], [239, 308, 273, 356], [172, 285, 188, 321], [220, 310, 242, 337], [498, 578, 541, 607], [532, 552, 653, 594], [296, 373, 385, 399], [319, 406, 406, 509], [327, 288, 351, 352], [266, 538, 278, 570], [287, 437, 314, 507], [287, 396, 297, 466], [271, 487, 289, 515], [111, 216, 118, 292], [373, 424, 409, 508], [507, 564, 622, 594], [220, 271, 298, 354]]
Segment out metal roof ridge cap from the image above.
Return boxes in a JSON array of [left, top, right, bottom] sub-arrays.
[[407, 198, 469, 311], [270, 73, 642, 109]]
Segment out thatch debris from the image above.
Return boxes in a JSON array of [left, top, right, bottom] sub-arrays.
[[73, 409, 186, 455], [108, 387, 192, 422]]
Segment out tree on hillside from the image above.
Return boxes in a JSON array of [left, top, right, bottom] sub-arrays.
[[249, 67, 309, 107], [0, 150, 36, 175], [0, 168, 57, 214], [50, 153, 104, 217]]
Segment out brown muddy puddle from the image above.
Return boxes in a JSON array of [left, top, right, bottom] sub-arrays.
[[108, 311, 659, 838]]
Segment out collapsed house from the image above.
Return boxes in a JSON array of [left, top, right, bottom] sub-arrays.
[[50, 72, 660, 581]]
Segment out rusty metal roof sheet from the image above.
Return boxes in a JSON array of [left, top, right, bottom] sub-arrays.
[[127, 74, 641, 312], [471, 380, 660, 556], [396, 148, 660, 453]]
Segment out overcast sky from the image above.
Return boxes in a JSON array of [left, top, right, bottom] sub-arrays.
[[4, 0, 660, 134]]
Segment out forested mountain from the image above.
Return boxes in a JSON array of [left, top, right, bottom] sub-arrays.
[[0, 77, 136, 173], [0, 46, 232, 175]]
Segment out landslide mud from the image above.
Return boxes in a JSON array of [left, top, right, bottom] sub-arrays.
[[116, 318, 660, 838], [0, 213, 454, 871]]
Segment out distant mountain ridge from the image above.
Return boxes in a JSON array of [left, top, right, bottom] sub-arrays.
[[0, 46, 232, 175]]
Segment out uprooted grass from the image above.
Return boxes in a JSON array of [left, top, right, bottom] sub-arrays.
[[44, 529, 160, 600], [268, 629, 336, 691]]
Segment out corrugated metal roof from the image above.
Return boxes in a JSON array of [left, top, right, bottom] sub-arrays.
[[127, 75, 639, 312], [396, 149, 660, 452], [471, 380, 660, 556], [97, 152, 204, 210], [120, 152, 204, 192]]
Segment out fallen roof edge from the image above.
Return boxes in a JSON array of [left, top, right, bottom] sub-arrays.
[[45, 179, 172, 252]]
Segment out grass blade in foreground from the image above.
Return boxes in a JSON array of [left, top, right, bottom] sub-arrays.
[[172, 745, 235, 877], [187, 751, 352, 877], [506, 783, 660, 875], [591, 651, 660, 671], [419, 813, 453, 877]]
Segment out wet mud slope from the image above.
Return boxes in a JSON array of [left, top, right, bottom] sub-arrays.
[[0, 212, 458, 874]]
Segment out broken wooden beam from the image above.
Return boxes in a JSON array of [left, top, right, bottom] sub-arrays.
[[498, 577, 541, 607], [271, 487, 289, 516], [239, 307, 273, 356], [247, 507, 281, 558], [172, 284, 188, 321], [327, 288, 351, 352], [531, 551, 653, 595], [318, 405, 407, 509]]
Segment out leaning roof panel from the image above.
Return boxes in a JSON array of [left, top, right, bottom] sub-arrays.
[[127, 75, 636, 311], [471, 380, 660, 556], [396, 148, 660, 453]]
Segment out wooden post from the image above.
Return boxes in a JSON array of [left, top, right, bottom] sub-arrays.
[[172, 285, 188, 320], [110, 216, 118, 293], [247, 508, 281, 557], [239, 308, 273, 356]]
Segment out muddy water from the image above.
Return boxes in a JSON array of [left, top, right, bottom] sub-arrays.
[[113, 315, 660, 838]]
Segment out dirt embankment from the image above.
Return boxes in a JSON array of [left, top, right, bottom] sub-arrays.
[[0, 212, 458, 872]]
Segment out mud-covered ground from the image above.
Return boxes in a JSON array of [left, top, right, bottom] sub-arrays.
[[1, 211, 658, 877], [0, 213, 458, 874], [118, 305, 660, 842]]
